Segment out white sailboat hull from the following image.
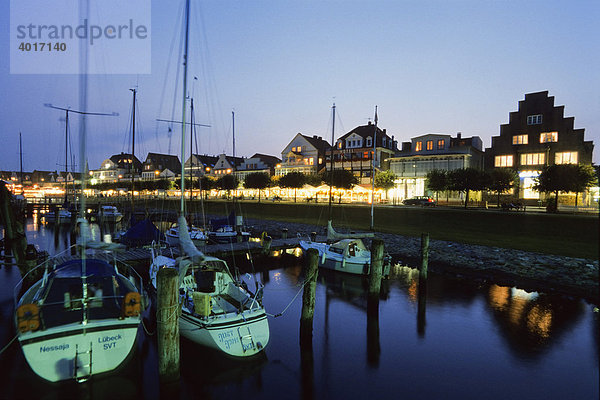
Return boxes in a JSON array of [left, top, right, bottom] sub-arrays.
[[299, 240, 390, 276], [18, 319, 140, 383], [179, 309, 269, 357]]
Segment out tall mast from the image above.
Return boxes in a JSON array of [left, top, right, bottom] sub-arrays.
[[190, 97, 195, 201], [130, 88, 137, 213], [19, 132, 23, 194], [370, 106, 378, 231], [328, 103, 335, 221], [179, 0, 191, 215], [64, 109, 69, 205], [232, 110, 235, 157]]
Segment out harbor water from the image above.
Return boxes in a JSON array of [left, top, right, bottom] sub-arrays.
[[0, 217, 598, 399]]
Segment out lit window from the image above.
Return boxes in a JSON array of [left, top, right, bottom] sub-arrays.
[[318, 158, 322, 164], [338, 142, 342, 149], [415, 142, 423, 152], [555, 152, 578, 164], [539, 132, 558, 143], [437, 139, 445, 149], [495, 155, 513, 167], [512, 134, 528, 145], [309, 158, 314, 165], [297, 146, 302, 152], [527, 114, 543, 125], [520, 153, 545, 166], [426, 140, 433, 151]]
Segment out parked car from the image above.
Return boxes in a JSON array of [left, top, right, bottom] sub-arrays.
[[403, 196, 436, 206]]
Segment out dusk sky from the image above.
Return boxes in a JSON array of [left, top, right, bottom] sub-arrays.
[[1, 0, 599, 173]]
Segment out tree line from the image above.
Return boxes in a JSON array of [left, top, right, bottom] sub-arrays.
[[425, 165, 597, 210]]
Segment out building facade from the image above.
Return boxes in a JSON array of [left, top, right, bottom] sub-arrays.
[[389, 133, 484, 200], [485, 91, 594, 199], [276, 133, 330, 176], [141, 152, 181, 180], [235, 153, 281, 182], [90, 153, 143, 184], [326, 122, 398, 185]]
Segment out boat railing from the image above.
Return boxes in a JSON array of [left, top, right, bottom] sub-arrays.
[[13, 245, 78, 305]]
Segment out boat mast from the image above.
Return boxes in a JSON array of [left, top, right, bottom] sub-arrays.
[[19, 132, 23, 195], [190, 97, 195, 202], [179, 0, 191, 216], [232, 110, 235, 157], [130, 88, 137, 214], [64, 109, 69, 206], [328, 103, 335, 221], [370, 106, 377, 231]]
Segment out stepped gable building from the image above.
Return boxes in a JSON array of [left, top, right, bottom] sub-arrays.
[[141, 152, 181, 180], [327, 122, 398, 185], [276, 133, 330, 176], [388, 132, 483, 200], [485, 91, 594, 199]]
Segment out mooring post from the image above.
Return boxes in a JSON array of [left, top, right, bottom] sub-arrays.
[[418, 233, 429, 337], [368, 238, 385, 302], [300, 248, 319, 348], [367, 238, 384, 365], [282, 228, 288, 240], [157, 267, 180, 383], [310, 231, 317, 242], [262, 235, 272, 255]]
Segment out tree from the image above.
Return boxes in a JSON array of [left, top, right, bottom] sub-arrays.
[[448, 168, 487, 208], [305, 173, 323, 187], [573, 165, 597, 206], [215, 174, 238, 199], [243, 172, 271, 202], [374, 170, 396, 201], [534, 165, 572, 212], [322, 169, 358, 203], [279, 171, 306, 202], [425, 169, 448, 203], [488, 168, 518, 207]]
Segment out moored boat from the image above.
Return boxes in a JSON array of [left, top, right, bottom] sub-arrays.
[[14, 249, 145, 382]]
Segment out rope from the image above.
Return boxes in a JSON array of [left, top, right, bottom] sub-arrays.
[[0, 334, 18, 355], [266, 268, 318, 318], [141, 318, 155, 336], [156, 303, 180, 324]]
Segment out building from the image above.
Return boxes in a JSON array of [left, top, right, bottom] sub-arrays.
[[388, 133, 484, 200], [276, 133, 330, 176], [485, 91, 594, 200], [235, 153, 281, 182], [202, 154, 245, 177], [185, 154, 219, 178], [90, 152, 143, 184], [141, 152, 181, 180], [327, 122, 397, 185]]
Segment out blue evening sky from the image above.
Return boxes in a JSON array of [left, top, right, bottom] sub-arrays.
[[1, 0, 599, 172]]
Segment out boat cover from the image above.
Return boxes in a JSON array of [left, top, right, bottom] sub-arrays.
[[120, 218, 165, 246], [209, 211, 236, 230]]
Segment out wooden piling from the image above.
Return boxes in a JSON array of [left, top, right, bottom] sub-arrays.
[[261, 235, 272, 255], [368, 238, 385, 301], [282, 228, 288, 239], [310, 231, 317, 242], [157, 267, 180, 383], [300, 248, 319, 348], [419, 233, 429, 287]]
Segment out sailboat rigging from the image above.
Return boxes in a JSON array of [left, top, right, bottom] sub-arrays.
[[149, 0, 269, 357]]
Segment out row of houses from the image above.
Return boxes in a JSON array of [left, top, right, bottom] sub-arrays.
[[3, 91, 595, 203]]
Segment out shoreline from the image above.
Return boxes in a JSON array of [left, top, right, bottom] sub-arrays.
[[244, 217, 599, 305]]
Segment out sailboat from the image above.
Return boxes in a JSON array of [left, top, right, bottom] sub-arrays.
[[43, 109, 73, 224], [14, 102, 144, 382], [298, 104, 391, 276], [149, 0, 269, 357]]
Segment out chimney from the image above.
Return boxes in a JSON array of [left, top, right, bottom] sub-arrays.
[[383, 129, 387, 135], [368, 121, 372, 125], [457, 132, 462, 139]]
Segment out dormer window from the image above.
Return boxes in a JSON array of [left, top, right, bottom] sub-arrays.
[[382, 138, 386, 147], [366, 137, 372, 147]]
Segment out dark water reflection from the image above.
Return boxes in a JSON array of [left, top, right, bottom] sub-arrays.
[[0, 219, 598, 399]]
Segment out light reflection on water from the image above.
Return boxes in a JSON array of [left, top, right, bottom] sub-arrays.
[[0, 220, 598, 399]]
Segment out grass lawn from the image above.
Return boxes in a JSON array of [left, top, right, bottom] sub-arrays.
[[207, 201, 598, 259]]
